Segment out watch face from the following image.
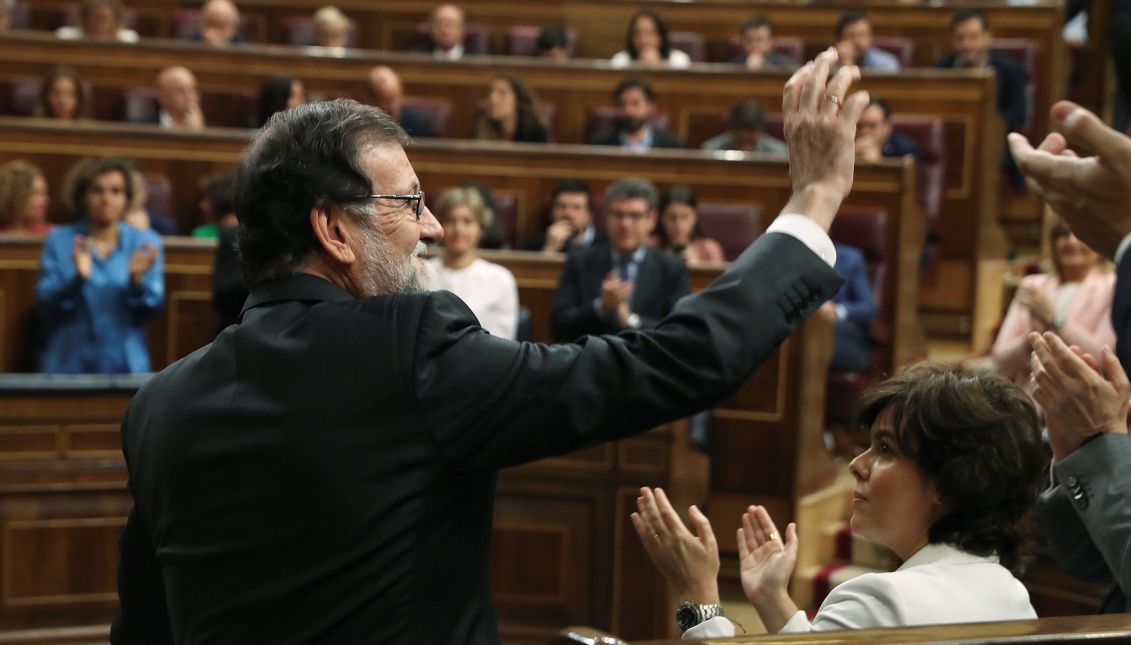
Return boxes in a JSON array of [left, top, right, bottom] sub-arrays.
[[675, 603, 699, 630]]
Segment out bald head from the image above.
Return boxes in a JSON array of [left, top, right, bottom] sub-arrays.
[[201, 0, 239, 46], [367, 66, 403, 119], [157, 66, 200, 122], [430, 3, 464, 52]]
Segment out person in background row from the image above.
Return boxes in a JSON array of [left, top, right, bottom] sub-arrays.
[[855, 98, 920, 162], [156, 66, 205, 131], [192, 172, 237, 239], [470, 75, 549, 143], [365, 66, 435, 138], [312, 6, 351, 50], [991, 219, 1114, 395], [834, 11, 900, 71], [550, 177, 690, 340], [123, 169, 178, 236], [537, 25, 570, 60], [590, 77, 684, 151], [429, 187, 519, 339], [702, 99, 787, 154], [36, 156, 163, 374], [56, 0, 139, 42], [655, 185, 725, 264], [34, 68, 87, 120], [416, 3, 481, 60], [0, 0, 13, 34], [611, 10, 691, 69], [256, 76, 306, 128], [734, 16, 798, 70], [521, 179, 605, 254], [0, 160, 51, 235], [821, 241, 877, 372], [195, 0, 242, 47]]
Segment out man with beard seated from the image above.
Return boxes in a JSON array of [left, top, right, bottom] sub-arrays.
[[589, 77, 685, 151]]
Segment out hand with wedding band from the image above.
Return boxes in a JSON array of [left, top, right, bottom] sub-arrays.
[[630, 487, 721, 605], [780, 46, 870, 232], [736, 505, 802, 633], [1008, 101, 1131, 260]]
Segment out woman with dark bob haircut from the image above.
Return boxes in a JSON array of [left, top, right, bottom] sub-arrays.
[[632, 362, 1043, 638], [609, 10, 691, 69]]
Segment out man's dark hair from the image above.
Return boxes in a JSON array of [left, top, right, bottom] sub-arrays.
[[613, 77, 655, 103], [856, 363, 1044, 575], [741, 16, 774, 36], [62, 156, 136, 218], [835, 11, 870, 39], [536, 25, 568, 52], [233, 99, 408, 287], [604, 177, 658, 211], [728, 99, 766, 130], [625, 10, 671, 60], [951, 8, 990, 31], [552, 178, 592, 212], [202, 172, 237, 219], [867, 97, 893, 120]]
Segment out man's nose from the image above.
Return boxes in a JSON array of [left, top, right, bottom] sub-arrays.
[[418, 205, 444, 244]]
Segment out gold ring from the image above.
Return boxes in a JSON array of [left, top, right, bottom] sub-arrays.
[[654, 533, 661, 541], [825, 94, 841, 105], [769, 531, 781, 542]]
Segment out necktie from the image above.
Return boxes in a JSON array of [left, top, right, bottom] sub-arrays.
[[617, 256, 632, 282]]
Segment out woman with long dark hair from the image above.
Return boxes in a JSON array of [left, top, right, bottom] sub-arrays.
[[610, 11, 691, 69], [469, 75, 548, 143]]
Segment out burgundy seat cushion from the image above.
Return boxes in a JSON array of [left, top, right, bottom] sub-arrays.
[[669, 31, 706, 62], [506, 25, 577, 57], [695, 203, 763, 260], [401, 96, 452, 138]]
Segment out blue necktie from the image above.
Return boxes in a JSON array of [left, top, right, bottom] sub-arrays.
[[617, 256, 632, 282]]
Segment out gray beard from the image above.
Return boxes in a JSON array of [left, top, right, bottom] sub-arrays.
[[356, 226, 434, 297]]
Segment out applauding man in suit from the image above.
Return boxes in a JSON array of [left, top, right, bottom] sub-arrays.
[[551, 178, 690, 340]]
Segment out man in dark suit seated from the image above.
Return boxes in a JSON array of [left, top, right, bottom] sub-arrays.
[[589, 77, 684, 151], [412, 3, 482, 60], [550, 178, 690, 340], [733, 16, 798, 70], [936, 9, 1028, 187], [365, 66, 435, 138], [854, 98, 920, 161], [820, 242, 877, 372], [521, 179, 607, 254], [110, 48, 863, 643]]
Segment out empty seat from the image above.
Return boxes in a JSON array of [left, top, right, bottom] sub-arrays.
[[669, 31, 706, 63], [889, 116, 945, 225], [401, 96, 452, 138], [119, 88, 159, 123], [695, 203, 763, 261], [506, 25, 577, 58], [0, 78, 40, 117]]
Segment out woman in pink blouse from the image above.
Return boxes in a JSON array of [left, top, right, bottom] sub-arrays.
[[991, 219, 1116, 387]]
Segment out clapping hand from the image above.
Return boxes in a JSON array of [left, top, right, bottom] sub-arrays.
[[128, 243, 158, 285], [1008, 101, 1131, 260], [630, 487, 721, 604], [599, 272, 633, 315], [72, 235, 93, 280], [737, 505, 801, 633], [1015, 283, 1055, 327], [1029, 331, 1131, 460]]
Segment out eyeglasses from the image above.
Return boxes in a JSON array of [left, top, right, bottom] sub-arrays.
[[362, 190, 425, 221]]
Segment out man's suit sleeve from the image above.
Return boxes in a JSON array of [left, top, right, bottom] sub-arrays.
[[998, 56, 1029, 133], [413, 232, 843, 472], [638, 256, 690, 329], [1035, 481, 1115, 584], [111, 416, 173, 645], [550, 252, 612, 341], [1038, 433, 1131, 595]]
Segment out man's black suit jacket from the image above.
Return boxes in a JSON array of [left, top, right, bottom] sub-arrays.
[[550, 246, 690, 341], [399, 106, 436, 138], [934, 51, 1028, 134], [589, 127, 685, 149], [111, 232, 842, 644], [520, 228, 608, 253], [1114, 252, 1131, 374]]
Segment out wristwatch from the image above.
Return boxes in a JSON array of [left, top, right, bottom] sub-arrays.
[[675, 601, 724, 631], [625, 313, 641, 329]]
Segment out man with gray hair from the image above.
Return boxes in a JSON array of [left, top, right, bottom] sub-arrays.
[[550, 177, 690, 340], [112, 48, 868, 643]]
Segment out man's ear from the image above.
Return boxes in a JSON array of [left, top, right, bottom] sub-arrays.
[[309, 204, 359, 265]]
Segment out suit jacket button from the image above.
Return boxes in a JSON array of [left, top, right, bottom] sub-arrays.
[[1067, 476, 1079, 487]]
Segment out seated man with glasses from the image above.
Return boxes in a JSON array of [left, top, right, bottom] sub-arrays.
[[551, 177, 690, 340]]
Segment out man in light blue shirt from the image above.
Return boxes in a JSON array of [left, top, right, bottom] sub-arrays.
[[835, 12, 900, 72]]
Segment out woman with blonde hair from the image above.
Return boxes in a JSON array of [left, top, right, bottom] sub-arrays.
[[428, 187, 519, 339], [0, 160, 50, 234]]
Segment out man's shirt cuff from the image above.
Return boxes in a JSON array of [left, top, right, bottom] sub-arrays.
[[767, 214, 837, 267]]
